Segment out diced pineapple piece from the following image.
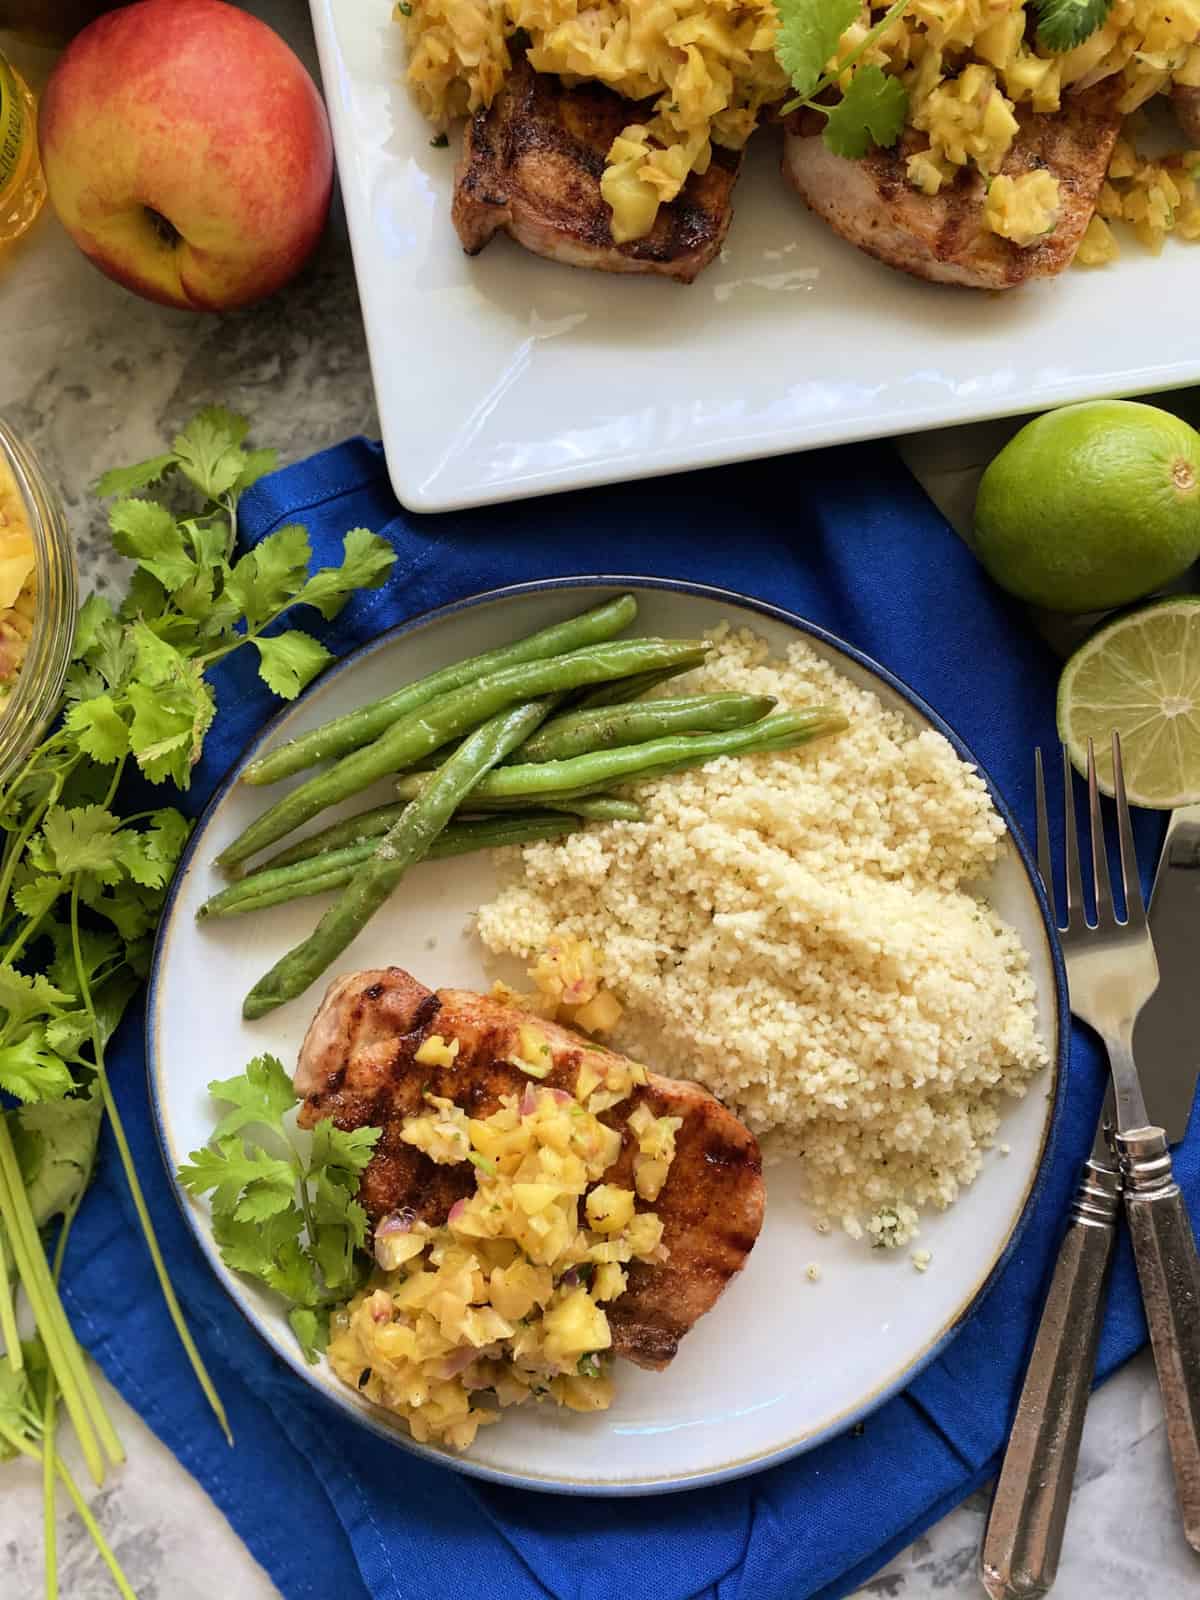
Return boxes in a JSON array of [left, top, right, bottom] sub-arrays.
[[626, 1211, 665, 1259], [586, 1184, 636, 1234], [572, 989, 623, 1033], [574, 1060, 603, 1100], [553, 1372, 616, 1411], [374, 1229, 427, 1270], [542, 1287, 612, 1363], [508, 1023, 554, 1079], [592, 1262, 628, 1301], [414, 1033, 460, 1068], [489, 1261, 553, 1321], [513, 1182, 560, 1215], [634, 1155, 670, 1202]]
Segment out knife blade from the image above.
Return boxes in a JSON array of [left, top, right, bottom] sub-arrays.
[[1132, 802, 1200, 1144]]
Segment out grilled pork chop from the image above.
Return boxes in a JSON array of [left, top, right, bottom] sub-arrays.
[[783, 84, 1123, 289], [452, 59, 741, 283], [1175, 85, 1200, 143], [296, 967, 764, 1369]]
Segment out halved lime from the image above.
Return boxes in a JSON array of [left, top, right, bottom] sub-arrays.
[[1057, 597, 1200, 808]]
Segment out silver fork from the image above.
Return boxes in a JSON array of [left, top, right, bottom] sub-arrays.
[[981, 755, 1124, 1599], [986, 733, 1200, 1597]]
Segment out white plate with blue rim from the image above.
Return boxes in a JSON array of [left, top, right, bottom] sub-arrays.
[[149, 577, 1066, 1495]]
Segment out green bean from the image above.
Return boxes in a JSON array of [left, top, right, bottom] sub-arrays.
[[258, 802, 410, 872], [200, 814, 580, 920], [257, 791, 640, 876], [570, 664, 692, 711], [243, 700, 557, 1018], [509, 693, 776, 765], [543, 797, 642, 822], [217, 637, 709, 871], [391, 707, 847, 807], [241, 593, 639, 786]]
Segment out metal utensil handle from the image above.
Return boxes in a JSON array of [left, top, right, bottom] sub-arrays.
[[980, 1159, 1121, 1599], [1117, 1126, 1200, 1554]]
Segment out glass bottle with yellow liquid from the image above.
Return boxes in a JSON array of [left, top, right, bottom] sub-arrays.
[[0, 49, 46, 244]]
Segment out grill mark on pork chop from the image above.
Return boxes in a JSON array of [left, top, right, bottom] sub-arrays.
[[296, 967, 764, 1369], [453, 58, 741, 282], [783, 83, 1123, 289]]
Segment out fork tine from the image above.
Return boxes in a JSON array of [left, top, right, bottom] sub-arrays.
[[1061, 744, 1086, 931], [1034, 748, 1057, 926], [1086, 738, 1115, 925], [1111, 730, 1145, 928]]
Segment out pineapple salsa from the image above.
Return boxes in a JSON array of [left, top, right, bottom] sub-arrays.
[[327, 1036, 681, 1449]]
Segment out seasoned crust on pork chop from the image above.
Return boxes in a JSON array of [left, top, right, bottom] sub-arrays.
[[783, 84, 1123, 289], [296, 967, 765, 1369], [452, 58, 741, 282], [1175, 85, 1200, 143]]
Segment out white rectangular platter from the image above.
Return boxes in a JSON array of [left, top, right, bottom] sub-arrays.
[[309, 0, 1200, 512]]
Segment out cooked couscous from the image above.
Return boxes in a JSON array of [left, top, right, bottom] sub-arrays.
[[477, 627, 1048, 1250]]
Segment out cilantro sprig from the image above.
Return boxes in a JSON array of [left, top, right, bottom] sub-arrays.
[[775, 0, 912, 159], [1030, 0, 1114, 52], [0, 408, 395, 1588], [178, 1055, 382, 1362]]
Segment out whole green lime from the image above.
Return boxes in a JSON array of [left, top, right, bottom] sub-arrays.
[[972, 400, 1200, 612]]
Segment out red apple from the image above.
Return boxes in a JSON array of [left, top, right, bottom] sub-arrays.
[[39, 0, 334, 311]]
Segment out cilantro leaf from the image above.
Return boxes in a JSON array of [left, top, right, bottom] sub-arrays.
[[172, 406, 251, 501], [251, 630, 334, 700], [212, 1205, 322, 1307], [822, 64, 909, 158], [0, 1029, 73, 1103], [0, 966, 72, 1029], [774, 0, 860, 100], [44, 1010, 94, 1061], [208, 1053, 297, 1141], [177, 1136, 297, 1220], [94, 453, 177, 500], [288, 1306, 328, 1364], [1033, 0, 1113, 49], [63, 694, 130, 764], [72, 594, 119, 659], [34, 806, 126, 884], [117, 810, 190, 891], [13, 1090, 102, 1225], [224, 525, 312, 628], [308, 1120, 382, 1179], [13, 875, 65, 922], [292, 529, 396, 621], [73, 597, 137, 695], [127, 669, 215, 787], [108, 499, 196, 590], [234, 448, 279, 495]]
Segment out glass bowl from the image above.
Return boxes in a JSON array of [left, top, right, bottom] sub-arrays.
[[0, 419, 78, 787]]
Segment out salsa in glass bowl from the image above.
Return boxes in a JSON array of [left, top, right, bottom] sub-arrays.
[[0, 420, 78, 785]]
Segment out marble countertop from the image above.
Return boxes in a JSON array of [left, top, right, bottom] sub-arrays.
[[1, 5, 1196, 1597]]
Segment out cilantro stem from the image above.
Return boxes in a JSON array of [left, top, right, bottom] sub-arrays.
[[0, 1419, 135, 1600], [0, 1222, 21, 1373], [43, 1143, 93, 1600], [0, 1117, 115, 1484], [1, 905, 50, 970], [42, 1369, 57, 1600], [54, 1458, 137, 1600], [69, 884, 233, 1446], [0, 790, 56, 938]]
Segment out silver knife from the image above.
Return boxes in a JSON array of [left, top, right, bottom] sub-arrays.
[[1132, 803, 1200, 1144]]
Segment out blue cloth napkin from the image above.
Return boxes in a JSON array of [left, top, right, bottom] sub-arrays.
[[60, 437, 1191, 1600]]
